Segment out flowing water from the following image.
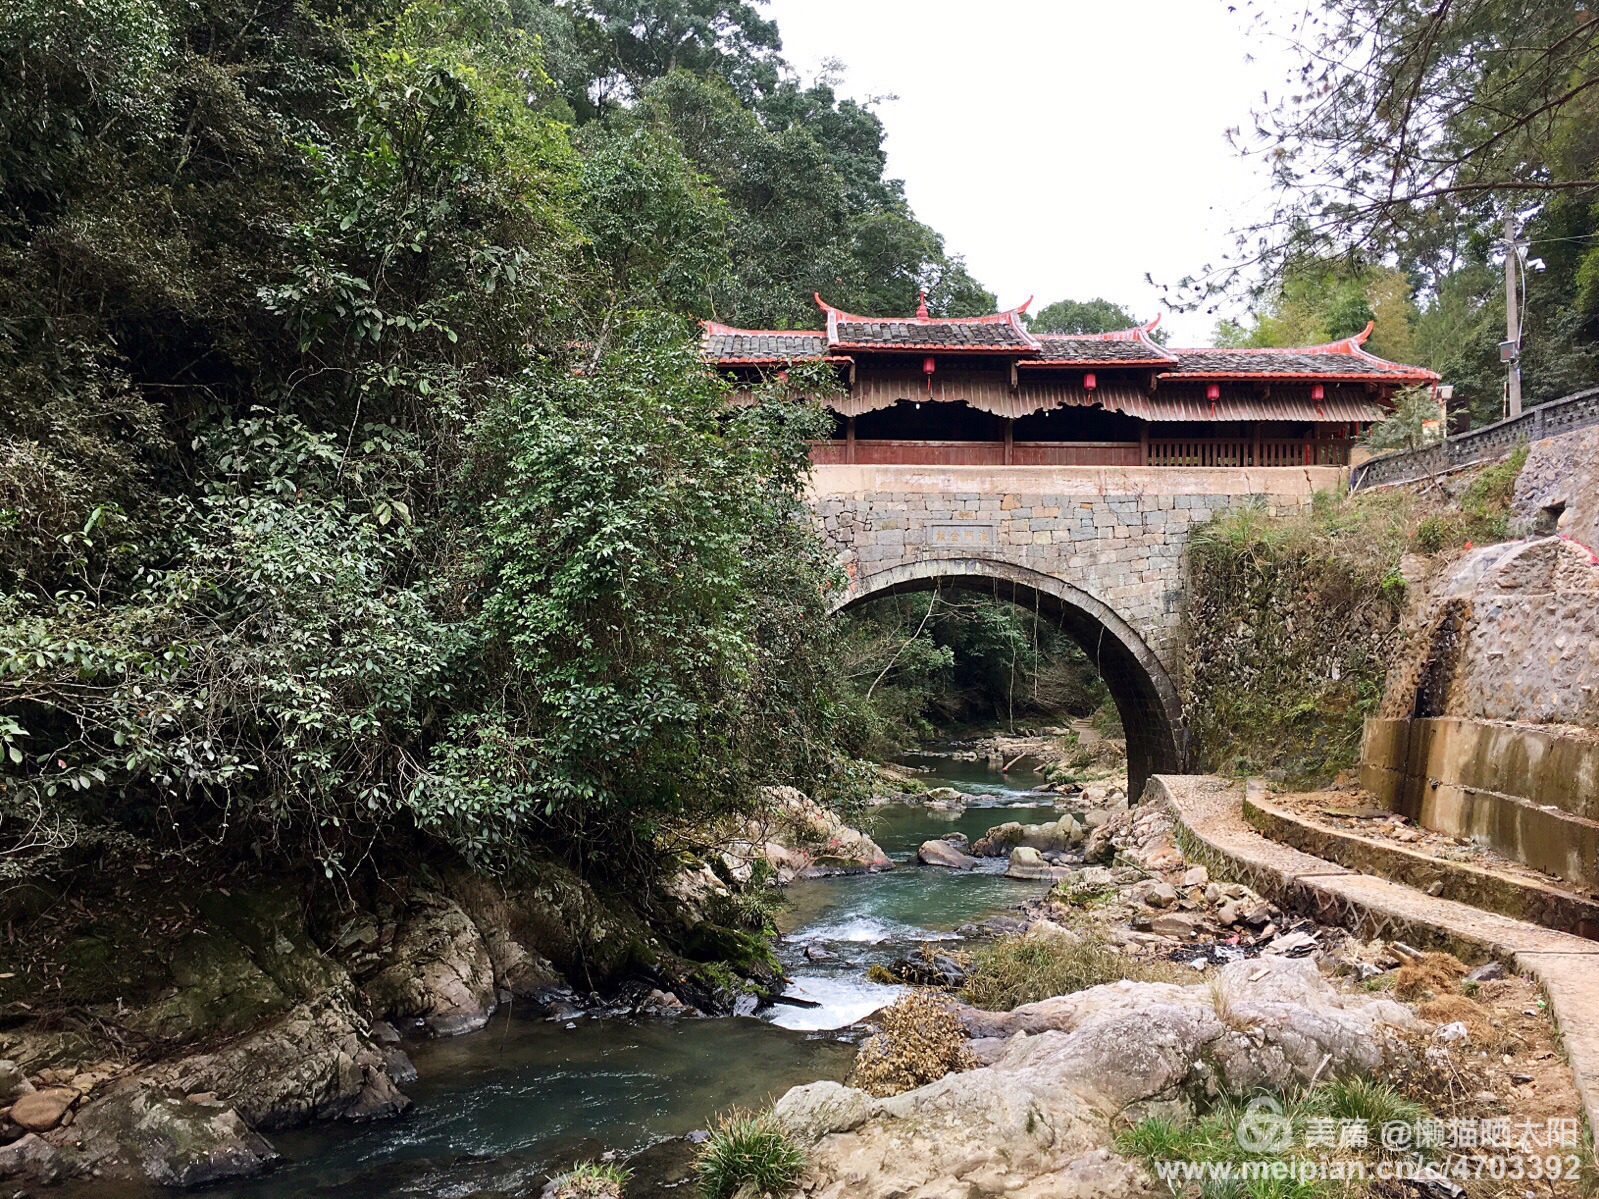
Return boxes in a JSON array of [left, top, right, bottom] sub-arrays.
[[85, 753, 1067, 1197]]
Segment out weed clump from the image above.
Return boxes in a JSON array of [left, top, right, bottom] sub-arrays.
[[961, 926, 1186, 1012], [548, 1161, 631, 1199], [848, 991, 977, 1097], [694, 1110, 806, 1199]]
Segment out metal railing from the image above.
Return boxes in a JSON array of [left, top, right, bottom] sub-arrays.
[[1350, 386, 1599, 490]]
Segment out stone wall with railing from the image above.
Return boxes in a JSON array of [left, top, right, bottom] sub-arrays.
[[1350, 385, 1599, 490]]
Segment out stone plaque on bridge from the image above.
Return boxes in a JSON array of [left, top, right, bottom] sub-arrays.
[[926, 522, 997, 548]]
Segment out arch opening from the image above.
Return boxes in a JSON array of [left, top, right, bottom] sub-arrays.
[[831, 558, 1184, 800]]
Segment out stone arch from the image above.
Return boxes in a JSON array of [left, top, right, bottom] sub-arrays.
[[832, 557, 1185, 800]]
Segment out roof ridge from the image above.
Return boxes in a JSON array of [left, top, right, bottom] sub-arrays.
[[814, 293, 1035, 327]]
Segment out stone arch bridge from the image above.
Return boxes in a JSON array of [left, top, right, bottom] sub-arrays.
[[812, 463, 1344, 796]]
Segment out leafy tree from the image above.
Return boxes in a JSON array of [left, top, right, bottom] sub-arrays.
[[1185, 1, 1598, 428], [1361, 386, 1444, 451], [569, 0, 783, 106], [1214, 262, 1417, 362], [1218, 0, 1599, 284], [1028, 297, 1141, 335]]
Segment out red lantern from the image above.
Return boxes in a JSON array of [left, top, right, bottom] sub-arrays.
[[1083, 372, 1097, 391], [922, 356, 936, 375], [1206, 383, 1220, 401], [1310, 383, 1325, 401]]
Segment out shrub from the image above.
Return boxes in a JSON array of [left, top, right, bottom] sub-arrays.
[[549, 1161, 632, 1199], [848, 991, 978, 1097], [694, 1110, 806, 1199], [960, 927, 1186, 1011]]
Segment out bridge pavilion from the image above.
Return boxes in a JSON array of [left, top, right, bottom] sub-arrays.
[[703, 294, 1438, 468]]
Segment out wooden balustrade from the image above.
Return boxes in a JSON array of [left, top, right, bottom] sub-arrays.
[[810, 438, 1353, 468], [1145, 439, 1352, 468]]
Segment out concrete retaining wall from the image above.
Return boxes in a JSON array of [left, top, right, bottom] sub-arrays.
[[1361, 717, 1599, 890]]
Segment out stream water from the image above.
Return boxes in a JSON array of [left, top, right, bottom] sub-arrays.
[[97, 755, 1067, 1197]]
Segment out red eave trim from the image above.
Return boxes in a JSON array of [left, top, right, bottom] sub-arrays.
[[1158, 369, 1439, 382]]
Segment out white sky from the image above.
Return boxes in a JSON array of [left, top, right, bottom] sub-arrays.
[[763, 0, 1291, 344]]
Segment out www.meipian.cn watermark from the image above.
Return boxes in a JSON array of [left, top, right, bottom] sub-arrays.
[[1152, 1097, 1586, 1189]]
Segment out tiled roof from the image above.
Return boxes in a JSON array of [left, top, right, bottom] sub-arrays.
[[1165, 348, 1435, 380], [1028, 332, 1177, 365], [831, 319, 1033, 350], [818, 293, 1042, 353], [1161, 325, 1439, 382], [702, 309, 1440, 385], [701, 325, 830, 362]]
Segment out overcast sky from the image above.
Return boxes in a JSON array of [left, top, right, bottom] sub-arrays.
[[763, 0, 1291, 344]]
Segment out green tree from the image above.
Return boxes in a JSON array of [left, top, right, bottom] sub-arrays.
[[1028, 297, 1141, 335]]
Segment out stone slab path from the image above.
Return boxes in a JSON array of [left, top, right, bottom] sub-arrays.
[[1155, 774, 1599, 1138]]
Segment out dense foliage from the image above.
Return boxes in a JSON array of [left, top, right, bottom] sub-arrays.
[[832, 593, 1108, 756], [0, 0, 981, 880]]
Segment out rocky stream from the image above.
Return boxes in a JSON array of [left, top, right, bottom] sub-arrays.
[[40, 754, 1074, 1198]]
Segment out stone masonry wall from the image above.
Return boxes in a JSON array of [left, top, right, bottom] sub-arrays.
[[1512, 424, 1599, 551], [810, 465, 1344, 671]]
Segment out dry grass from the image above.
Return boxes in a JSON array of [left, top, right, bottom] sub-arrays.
[[1416, 993, 1515, 1054], [848, 991, 977, 1098], [1393, 951, 1467, 1001], [960, 926, 1188, 1012]]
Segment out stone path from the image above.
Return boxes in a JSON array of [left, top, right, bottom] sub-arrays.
[[1156, 774, 1599, 1137]]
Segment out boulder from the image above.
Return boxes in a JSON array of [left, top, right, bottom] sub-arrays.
[[64, 1084, 279, 1188], [784, 958, 1416, 1199], [1149, 912, 1201, 939], [9, 1087, 76, 1132], [916, 839, 980, 870], [1004, 846, 1073, 881], [124, 928, 290, 1043], [363, 892, 497, 1036], [771, 1080, 874, 1145], [972, 821, 1025, 856], [923, 787, 964, 804], [738, 787, 894, 880], [451, 876, 566, 999], [661, 864, 731, 927], [1181, 866, 1210, 888], [1142, 882, 1179, 909], [154, 996, 410, 1131], [973, 817, 1083, 857]]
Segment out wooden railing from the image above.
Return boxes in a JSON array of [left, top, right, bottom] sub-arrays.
[[810, 438, 1353, 468], [1145, 439, 1352, 468], [809, 440, 1143, 467]]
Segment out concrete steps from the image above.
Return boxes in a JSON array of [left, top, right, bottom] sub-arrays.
[[1240, 788, 1599, 939], [1155, 774, 1599, 1139]]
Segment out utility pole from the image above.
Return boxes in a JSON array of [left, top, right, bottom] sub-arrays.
[[1503, 215, 1524, 418]]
